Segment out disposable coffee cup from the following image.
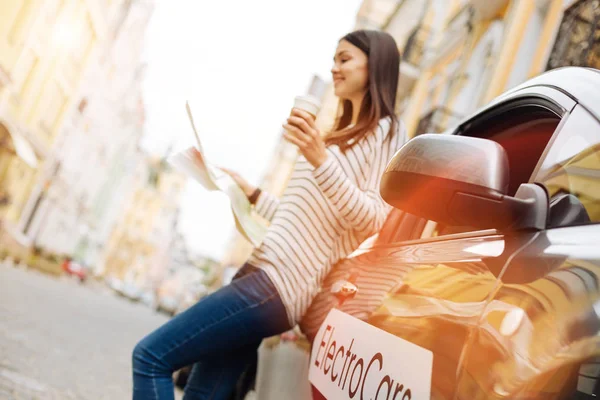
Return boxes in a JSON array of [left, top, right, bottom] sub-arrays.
[[282, 95, 323, 180], [292, 95, 321, 119]]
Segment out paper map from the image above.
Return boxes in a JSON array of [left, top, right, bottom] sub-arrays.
[[168, 102, 268, 247]]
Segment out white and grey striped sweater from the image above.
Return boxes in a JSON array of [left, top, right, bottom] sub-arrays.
[[248, 117, 407, 325]]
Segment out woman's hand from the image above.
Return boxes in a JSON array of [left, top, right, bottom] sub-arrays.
[[220, 167, 256, 197], [283, 109, 328, 168]]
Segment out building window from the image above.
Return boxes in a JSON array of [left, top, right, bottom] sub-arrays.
[[8, 0, 40, 46], [18, 50, 39, 99], [414, 106, 463, 136], [44, 0, 65, 26], [148, 167, 160, 188], [78, 98, 88, 114], [38, 80, 67, 136], [546, 0, 600, 70], [0, 65, 10, 90], [68, 15, 95, 73]]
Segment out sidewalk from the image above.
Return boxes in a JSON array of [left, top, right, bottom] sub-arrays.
[[0, 368, 77, 400]]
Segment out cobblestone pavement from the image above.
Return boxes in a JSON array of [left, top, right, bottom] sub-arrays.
[[0, 262, 182, 399]]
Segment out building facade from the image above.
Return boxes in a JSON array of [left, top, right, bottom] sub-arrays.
[[0, 0, 112, 247], [344, 0, 599, 140], [99, 156, 186, 289], [28, 0, 155, 269], [392, 0, 599, 139], [0, 0, 157, 271]]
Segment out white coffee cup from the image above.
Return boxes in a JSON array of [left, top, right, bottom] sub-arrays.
[[292, 95, 321, 119]]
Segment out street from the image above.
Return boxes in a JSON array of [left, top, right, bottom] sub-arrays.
[[0, 262, 179, 400]]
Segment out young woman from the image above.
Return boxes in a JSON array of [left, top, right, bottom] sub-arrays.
[[132, 29, 407, 400]]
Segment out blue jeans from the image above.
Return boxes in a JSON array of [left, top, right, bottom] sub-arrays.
[[132, 264, 291, 399]]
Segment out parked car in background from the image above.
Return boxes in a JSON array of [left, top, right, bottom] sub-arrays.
[[106, 273, 144, 302], [105, 276, 124, 293], [305, 67, 600, 400], [120, 279, 143, 301], [138, 287, 158, 309], [61, 258, 87, 282]]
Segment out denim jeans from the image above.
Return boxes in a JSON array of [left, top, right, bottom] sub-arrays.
[[132, 264, 291, 400]]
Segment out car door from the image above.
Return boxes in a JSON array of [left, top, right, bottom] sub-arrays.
[[454, 104, 600, 400]]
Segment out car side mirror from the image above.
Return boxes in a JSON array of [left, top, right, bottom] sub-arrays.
[[380, 134, 548, 231]]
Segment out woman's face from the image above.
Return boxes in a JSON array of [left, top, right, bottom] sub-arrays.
[[331, 40, 369, 100]]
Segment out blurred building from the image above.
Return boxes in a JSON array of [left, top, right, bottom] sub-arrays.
[[0, 0, 111, 249], [164, 230, 220, 288], [99, 156, 186, 289], [391, 0, 600, 138], [0, 0, 155, 266], [354, 0, 405, 30], [0, 0, 152, 260], [28, 1, 155, 270]]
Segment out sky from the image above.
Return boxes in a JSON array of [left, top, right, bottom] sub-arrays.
[[141, 0, 363, 260]]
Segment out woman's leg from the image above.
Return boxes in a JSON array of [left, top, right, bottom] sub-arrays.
[[182, 341, 260, 399], [179, 264, 261, 399], [132, 266, 290, 400]]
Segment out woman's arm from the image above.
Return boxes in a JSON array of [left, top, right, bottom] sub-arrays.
[[253, 190, 280, 222], [222, 168, 279, 222], [283, 110, 406, 233], [312, 120, 404, 233]]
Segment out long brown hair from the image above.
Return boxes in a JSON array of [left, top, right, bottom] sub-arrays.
[[325, 30, 401, 151]]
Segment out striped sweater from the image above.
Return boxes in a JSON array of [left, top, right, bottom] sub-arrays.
[[248, 117, 407, 325]]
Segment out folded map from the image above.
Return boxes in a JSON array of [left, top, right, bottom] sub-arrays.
[[168, 102, 268, 247]]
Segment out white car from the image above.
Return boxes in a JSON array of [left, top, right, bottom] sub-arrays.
[[306, 67, 600, 400]]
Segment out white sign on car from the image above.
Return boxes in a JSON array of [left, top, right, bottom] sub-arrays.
[[309, 309, 433, 400]]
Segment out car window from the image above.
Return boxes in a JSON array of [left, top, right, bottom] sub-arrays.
[[433, 103, 562, 237], [459, 104, 562, 195], [534, 105, 600, 227]]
